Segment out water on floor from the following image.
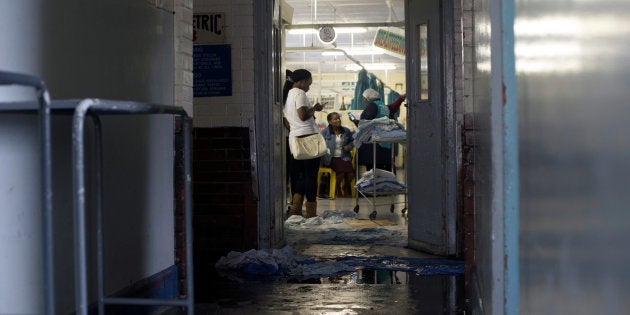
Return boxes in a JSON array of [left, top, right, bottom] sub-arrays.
[[185, 195, 467, 314], [192, 273, 463, 314]]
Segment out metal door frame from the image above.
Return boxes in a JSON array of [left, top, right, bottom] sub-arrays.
[[405, 0, 457, 256], [254, 0, 285, 249]]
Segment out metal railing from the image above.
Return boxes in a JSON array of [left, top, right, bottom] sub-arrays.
[[1, 71, 194, 314]]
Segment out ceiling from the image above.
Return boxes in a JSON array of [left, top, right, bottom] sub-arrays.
[[282, 0, 406, 94]]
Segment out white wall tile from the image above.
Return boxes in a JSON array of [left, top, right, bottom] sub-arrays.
[[193, 0, 255, 127]]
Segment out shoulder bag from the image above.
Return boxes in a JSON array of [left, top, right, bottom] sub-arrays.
[[289, 133, 328, 160]]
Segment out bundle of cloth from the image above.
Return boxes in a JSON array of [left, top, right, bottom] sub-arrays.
[[353, 116, 406, 149], [355, 168, 406, 194]]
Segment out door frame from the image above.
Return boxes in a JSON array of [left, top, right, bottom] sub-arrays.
[[405, 0, 458, 256], [254, 0, 285, 249], [257, 0, 460, 255]]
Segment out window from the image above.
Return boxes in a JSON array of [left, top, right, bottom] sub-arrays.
[[418, 24, 429, 100]]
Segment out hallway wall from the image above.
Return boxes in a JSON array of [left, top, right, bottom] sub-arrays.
[[516, 0, 630, 313], [193, 0, 255, 128], [191, 0, 261, 279], [191, 127, 258, 298], [0, 1, 178, 313], [469, 0, 505, 312]]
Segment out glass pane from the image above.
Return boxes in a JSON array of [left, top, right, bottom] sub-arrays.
[[419, 24, 429, 100]]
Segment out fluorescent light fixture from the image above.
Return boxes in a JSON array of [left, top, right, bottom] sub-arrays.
[[287, 27, 367, 35], [321, 49, 385, 56], [287, 29, 317, 35], [321, 51, 345, 56], [335, 27, 367, 34], [345, 63, 396, 71]]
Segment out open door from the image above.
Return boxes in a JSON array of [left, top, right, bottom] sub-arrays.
[[405, 0, 457, 256]]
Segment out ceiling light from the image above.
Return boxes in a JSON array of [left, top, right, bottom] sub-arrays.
[[335, 27, 367, 34], [345, 63, 396, 71], [349, 49, 385, 56], [321, 51, 345, 56], [287, 29, 317, 35], [287, 27, 367, 35], [321, 49, 385, 56]]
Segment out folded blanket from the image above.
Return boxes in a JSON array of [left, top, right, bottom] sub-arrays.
[[355, 169, 406, 193], [353, 117, 406, 149]]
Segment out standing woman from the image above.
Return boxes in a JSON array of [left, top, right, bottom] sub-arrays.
[[283, 69, 324, 218], [283, 70, 296, 206]]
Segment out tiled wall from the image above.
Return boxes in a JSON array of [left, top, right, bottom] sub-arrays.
[[192, 127, 257, 280], [175, 0, 194, 115], [190, 2, 258, 293], [193, 0, 255, 127]]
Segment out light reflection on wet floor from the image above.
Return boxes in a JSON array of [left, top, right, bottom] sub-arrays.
[[193, 269, 463, 314], [187, 196, 466, 314]]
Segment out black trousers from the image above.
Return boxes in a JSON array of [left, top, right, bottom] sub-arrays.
[[291, 156, 321, 202]]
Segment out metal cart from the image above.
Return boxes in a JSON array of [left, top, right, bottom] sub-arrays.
[[354, 137, 407, 219]]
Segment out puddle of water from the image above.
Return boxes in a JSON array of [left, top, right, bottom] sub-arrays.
[[197, 246, 466, 312], [288, 268, 446, 285], [196, 267, 465, 314]]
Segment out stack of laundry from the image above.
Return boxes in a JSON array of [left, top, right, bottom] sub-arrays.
[[353, 116, 406, 148], [355, 168, 406, 194]]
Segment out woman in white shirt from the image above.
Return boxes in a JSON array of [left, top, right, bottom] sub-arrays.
[[282, 69, 324, 218]]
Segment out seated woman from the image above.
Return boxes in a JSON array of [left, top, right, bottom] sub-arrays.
[[321, 112, 355, 197]]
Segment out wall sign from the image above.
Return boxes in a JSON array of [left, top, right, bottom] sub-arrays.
[[193, 44, 232, 97], [373, 28, 406, 58], [193, 13, 225, 44]]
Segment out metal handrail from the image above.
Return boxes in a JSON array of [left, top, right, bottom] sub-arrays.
[[0, 71, 54, 315]]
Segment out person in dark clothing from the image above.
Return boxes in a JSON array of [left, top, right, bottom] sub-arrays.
[[387, 94, 406, 119], [350, 93, 405, 123], [356, 89, 394, 172]]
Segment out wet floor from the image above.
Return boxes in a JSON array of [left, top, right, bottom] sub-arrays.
[[191, 273, 464, 314], [180, 195, 467, 314]]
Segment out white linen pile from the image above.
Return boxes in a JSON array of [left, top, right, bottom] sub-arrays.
[[353, 116, 406, 148], [355, 168, 406, 194]]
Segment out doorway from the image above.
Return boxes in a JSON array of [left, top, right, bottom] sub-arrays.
[[190, 0, 464, 310], [277, 0, 458, 256]]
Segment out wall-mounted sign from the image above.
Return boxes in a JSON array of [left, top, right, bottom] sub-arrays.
[[193, 13, 225, 44], [373, 28, 405, 58], [193, 44, 232, 97]]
